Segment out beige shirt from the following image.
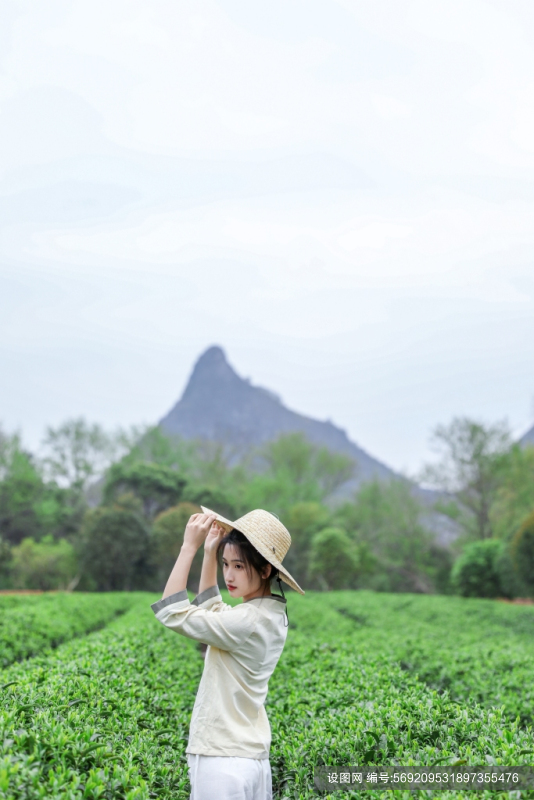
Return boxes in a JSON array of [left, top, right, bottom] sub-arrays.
[[151, 584, 288, 759]]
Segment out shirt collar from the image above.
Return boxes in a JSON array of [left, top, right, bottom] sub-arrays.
[[244, 593, 286, 605]]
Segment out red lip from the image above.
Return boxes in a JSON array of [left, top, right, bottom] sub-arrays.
[[227, 585, 236, 590]]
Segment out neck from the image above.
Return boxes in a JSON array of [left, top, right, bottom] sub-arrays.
[[243, 585, 272, 602]]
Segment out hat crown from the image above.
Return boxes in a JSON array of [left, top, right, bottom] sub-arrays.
[[232, 509, 291, 561]]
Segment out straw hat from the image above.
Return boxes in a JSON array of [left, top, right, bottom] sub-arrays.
[[200, 505, 305, 595]]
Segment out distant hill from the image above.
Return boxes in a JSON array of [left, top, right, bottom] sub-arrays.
[[159, 346, 458, 546]]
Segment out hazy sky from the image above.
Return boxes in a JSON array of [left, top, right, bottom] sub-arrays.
[[1, 0, 534, 477]]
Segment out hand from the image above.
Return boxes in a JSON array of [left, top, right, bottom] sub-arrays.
[[204, 521, 226, 555], [183, 513, 218, 552]]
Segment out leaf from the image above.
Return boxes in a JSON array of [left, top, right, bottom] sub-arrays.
[[80, 743, 108, 757], [364, 730, 381, 745], [1, 681, 19, 690], [155, 729, 175, 737]]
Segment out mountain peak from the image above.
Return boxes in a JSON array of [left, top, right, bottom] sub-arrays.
[[180, 345, 240, 402], [195, 345, 228, 370], [159, 343, 396, 480]]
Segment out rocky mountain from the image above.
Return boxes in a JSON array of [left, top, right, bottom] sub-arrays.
[[159, 345, 396, 487], [158, 346, 457, 546]]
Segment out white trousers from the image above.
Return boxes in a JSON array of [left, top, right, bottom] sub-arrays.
[[186, 754, 272, 800]]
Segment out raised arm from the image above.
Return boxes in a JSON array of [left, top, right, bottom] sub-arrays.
[[198, 521, 226, 595], [161, 513, 218, 599]]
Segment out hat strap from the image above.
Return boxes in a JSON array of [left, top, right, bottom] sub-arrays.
[[276, 575, 289, 628]]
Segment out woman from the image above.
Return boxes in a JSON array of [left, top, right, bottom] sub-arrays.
[[151, 506, 305, 800]]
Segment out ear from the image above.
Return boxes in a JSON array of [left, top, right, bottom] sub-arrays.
[[262, 563, 272, 580]]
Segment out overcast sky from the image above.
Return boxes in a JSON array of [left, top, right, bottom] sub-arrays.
[[1, 0, 534, 477]]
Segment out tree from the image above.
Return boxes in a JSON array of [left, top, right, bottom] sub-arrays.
[[493, 542, 527, 600], [150, 502, 202, 590], [0, 445, 45, 544], [420, 417, 512, 541], [308, 527, 360, 590], [260, 433, 356, 498], [490, 444, 534, 542], [510, 510, 534, 594], [334, 479, 442, 593], [127, 426, 199, 474], [126, 428, 247, 500], [0, 535, 13, 589], [282, 501, 330, 576], [77, 502, 150, 591], [180, 484, 239, 520], [240, 433, 357, 515], [450, 539, 506, 598], [40, 417, 144, 492], [0, 425, 87, 544], [103, 462, 187, 519], [10, 535, 78, 591]]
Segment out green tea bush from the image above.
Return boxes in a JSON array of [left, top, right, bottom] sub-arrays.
[[1, 594, 533, 800], [269, 641, 533, 799], [0, 592, 135, 666], [297, 591, 534, 728], [1, 591, 534, 799], [0, 599, 202, 800]]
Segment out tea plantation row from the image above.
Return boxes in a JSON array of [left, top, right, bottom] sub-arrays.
[[0, 593, 140, 667], [1, 591, 533, 799], [291, 592, 534, 728]]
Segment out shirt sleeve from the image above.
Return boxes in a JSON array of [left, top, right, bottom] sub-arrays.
[[150, 587, 256, 651], [191, 584, 233, 612]]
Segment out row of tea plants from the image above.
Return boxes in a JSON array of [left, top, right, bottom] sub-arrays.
[[0, 593, 138, 667], [0, 590, 533, 798]]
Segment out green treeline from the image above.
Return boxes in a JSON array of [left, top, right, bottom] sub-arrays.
[[0, 416, 533, 598]]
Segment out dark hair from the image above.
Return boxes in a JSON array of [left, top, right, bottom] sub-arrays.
[[216, 528, 280, 591]]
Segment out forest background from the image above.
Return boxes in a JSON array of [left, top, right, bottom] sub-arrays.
[[1, 413, 534, 601]]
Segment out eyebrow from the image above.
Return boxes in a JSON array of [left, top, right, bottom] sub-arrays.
[[222, 558, 244, 564]]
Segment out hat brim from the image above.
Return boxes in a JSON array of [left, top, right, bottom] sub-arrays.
[[201, 505, 305, 595]]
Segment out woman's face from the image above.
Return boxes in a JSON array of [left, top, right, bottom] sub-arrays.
[[222, 543, 270, 601]]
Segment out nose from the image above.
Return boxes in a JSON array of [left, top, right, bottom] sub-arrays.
[[224, 566, 234, 583]]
